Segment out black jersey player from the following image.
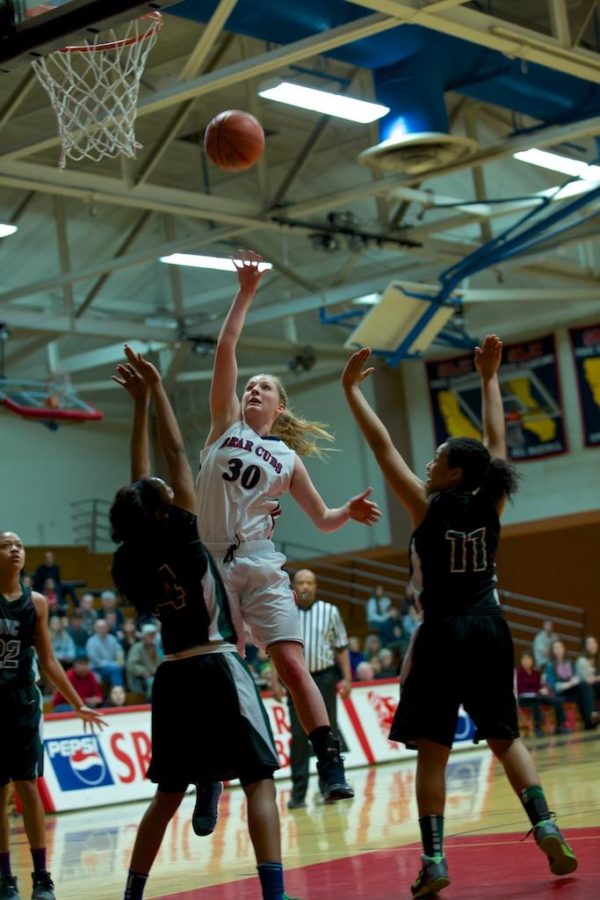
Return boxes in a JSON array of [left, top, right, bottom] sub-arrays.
[[0, 536, 104, 900], [342, 335, 577, 897], [110, 346, 299, 900]]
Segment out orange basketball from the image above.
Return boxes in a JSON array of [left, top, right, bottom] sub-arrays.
[[204, 110, 265, 171]]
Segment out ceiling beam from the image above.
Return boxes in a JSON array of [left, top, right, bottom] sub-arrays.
[[345, 0, 600, 81]]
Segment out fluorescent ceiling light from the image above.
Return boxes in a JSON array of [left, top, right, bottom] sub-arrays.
[[353, 293, 381, 305], [0, 223, 17, 238], [514, 148, 600, 181], [258, 81, 389, 123], [160, 254, 273, 272]]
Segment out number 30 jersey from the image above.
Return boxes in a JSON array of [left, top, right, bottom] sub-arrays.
[[410, 489, 501, 617], [196, 420, 296, 544]]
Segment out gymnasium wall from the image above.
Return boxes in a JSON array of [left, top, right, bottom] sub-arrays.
[[1, 411, 128, 545]]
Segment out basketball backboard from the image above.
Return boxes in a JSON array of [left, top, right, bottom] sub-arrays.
[[0, 0, 180, 72]]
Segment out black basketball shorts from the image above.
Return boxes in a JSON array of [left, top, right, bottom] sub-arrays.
[[390, 614, 519, 749], [0, 684, 44, 786], [147, 651, 279, 789]]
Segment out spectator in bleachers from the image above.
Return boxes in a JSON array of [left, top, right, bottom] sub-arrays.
[[52, 655, 103, 712], [377, 648, 398, 679], [370, 656, 382, 678], [348, 636, 365, 677], [126, 623, 162, 698], [576, 636, 600, 706], [79, 592, 98, 633], [121, 620, 139, 659], [42, 577, 66, 617], [67, 610, 90, 653], [355, 660, 375, 681], [49, 615, 76, 668], [366, 584, 392, 630], [104, 685, 128, 708], [402, 602, 420, 638], [104, 609, 124, 641], [533, 619, 557, 669], [97, 589, 125, 630], [516, 651, 568, 737], [379, 606, 410, 651], [543, 639, 598, 731], [32, 550, 62, 596], [364, 633, 382, 660], [86, 618, 124, 688]]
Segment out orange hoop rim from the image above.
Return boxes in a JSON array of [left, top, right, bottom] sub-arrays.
[[58, 10, 163, 54]]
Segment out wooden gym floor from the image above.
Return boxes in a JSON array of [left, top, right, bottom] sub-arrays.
[[7, 732, 600, 899]]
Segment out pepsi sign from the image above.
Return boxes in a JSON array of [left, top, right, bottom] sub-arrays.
[[45, 736, 114, 791]]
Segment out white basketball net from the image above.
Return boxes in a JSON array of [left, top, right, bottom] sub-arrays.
[[31, 13, 162, 168]]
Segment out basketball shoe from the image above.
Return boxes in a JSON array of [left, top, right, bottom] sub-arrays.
[[192, 782, 223, 836], [31, 871, 55, 900], [411, 856, 450, 897], [0, 874, 20, 900], [316, 754, 354, 802], [534, 820, 578, 875]]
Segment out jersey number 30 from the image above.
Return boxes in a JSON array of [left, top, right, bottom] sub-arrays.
[[445, 528, 487, 573], [222, 458, 261, 489]]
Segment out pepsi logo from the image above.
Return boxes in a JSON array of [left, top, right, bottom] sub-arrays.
[[45, 736, 114, 792], [70, 746, 107, 786]]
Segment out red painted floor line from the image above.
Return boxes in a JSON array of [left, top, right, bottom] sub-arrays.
[[155, 827, 600, 899]]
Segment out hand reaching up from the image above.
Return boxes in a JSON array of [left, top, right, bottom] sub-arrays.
[[475, 334, 503, 380], [112, 345, 162, 399], [233, 249, 266, 294], [342, 348, 375, 391]]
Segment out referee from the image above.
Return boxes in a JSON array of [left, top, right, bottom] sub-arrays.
[[273, 568, 352, 809]]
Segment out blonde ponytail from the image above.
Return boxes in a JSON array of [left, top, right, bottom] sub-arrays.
[[252, 372, 334, 458], [271, 409, 334, 458]]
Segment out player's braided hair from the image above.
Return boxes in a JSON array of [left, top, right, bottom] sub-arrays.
[[253, 373, 334, 458], [445, 437, 520, 502]]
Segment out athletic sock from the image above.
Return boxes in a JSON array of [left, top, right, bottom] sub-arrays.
[[124, 869, 149, 900], [30, 847, 46, 873], [308, 726, 339, 763], [520, 785, 551, 827], [419, 815, 445, 861], [257, 862, 285, 900], [0, 852, 11, 876]]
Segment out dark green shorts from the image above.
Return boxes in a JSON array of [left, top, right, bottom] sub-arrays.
[[0, 684, 44, 786]]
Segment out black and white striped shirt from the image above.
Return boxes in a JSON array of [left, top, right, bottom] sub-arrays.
[[298, 600, 348, 673]]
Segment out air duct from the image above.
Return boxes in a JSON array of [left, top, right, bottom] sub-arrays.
[[358, 54, 477, 174]]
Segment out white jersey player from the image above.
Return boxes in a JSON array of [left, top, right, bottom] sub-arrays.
[[196, 250, 381, 803]]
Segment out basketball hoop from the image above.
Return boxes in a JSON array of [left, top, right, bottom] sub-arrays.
[[31, 11, 163, 168], [45, 369, 72, 410]]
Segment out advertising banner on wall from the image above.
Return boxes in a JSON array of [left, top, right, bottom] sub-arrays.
[[569, 323, 600, 447], [426, 334, 566, 460], [40, 684, 477, 813]]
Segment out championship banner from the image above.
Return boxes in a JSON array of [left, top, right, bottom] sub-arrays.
[[569, 323, 600, 446], [426, 334, 566, 460], [40, 683, 478, 813]]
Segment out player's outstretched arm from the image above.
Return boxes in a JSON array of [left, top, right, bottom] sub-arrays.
[[112, 353, 150, 482], [289, 457, 382, 531], [122, 346, 196, 515], [205, 250, 267, 446], [342, 348, 427, 527], [475, 334, 506, 460], [32, 594, 106, 731]]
